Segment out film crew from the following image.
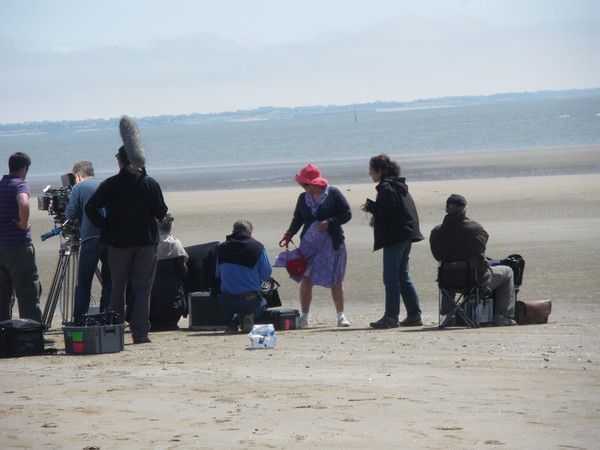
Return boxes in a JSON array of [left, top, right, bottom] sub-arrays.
[[217, 219, 272, 334], [362, 154, 424, 328], [429, 194, 516, 326], [65, 161, 112, 321], [0, 152, 43, 323], [148, 214, 188, 330], [85, 116, 168, 344]]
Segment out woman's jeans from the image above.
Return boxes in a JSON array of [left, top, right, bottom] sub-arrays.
[[383, 241, 421, 319]]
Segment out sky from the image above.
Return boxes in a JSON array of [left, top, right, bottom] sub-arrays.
[[1, 0, 599, 123]]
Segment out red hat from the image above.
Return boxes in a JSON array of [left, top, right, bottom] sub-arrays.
[[295, 164, 328, 187]]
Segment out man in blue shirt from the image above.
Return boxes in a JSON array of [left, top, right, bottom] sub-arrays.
[[217, 219, 272, 333], [65, 161, 111, 321], [0, 152, 42, 322]]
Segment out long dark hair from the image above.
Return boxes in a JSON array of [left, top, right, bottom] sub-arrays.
[[369, 154, 400, 178]]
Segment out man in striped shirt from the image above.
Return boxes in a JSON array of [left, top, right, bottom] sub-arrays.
[[0, 152, 42, 322]]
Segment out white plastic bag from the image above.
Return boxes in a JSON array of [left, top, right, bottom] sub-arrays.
[[248, 324, 276, 349]]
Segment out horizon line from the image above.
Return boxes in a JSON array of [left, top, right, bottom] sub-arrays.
[[1, 86, 599, 128]]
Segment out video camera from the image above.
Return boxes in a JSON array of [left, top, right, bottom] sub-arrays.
[[38, 173, 78, 242]]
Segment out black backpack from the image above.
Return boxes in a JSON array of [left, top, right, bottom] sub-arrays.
[[0, 318, 45, 358], [500, 254, 525, 288]]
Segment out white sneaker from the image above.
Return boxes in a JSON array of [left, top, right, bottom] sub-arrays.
[[337, 313, 350, 327], [298, 314, 309, 329]]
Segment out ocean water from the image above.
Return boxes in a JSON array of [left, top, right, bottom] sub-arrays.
[[1, 96, 599, 193]]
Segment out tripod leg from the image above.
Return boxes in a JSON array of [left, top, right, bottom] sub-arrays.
[[61, 252, 77, 324], [42, 253, 65, 328], [42, 253, 71, 329]]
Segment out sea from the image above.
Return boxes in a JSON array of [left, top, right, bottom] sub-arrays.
[[1, 96, 599, 194]]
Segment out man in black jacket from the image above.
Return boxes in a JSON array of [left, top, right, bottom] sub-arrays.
[[86, 116, 168, 343], [429, 194, 515, 326]]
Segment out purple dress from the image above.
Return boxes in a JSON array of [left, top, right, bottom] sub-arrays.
[[275, 188, 347, 288]]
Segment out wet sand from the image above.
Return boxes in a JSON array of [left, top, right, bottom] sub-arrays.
[[1, 147, 599, 448]]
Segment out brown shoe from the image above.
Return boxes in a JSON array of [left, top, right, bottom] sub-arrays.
[[399, 314, 423, 327], [240, 314, 255, 333]]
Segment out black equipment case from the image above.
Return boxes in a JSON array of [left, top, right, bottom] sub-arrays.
[[188, 292, 229, 330], [257, 308, 300, 331], [0, 318, 45, 358]]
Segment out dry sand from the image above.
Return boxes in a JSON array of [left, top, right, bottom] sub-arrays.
[[1, 147, 600, 449]]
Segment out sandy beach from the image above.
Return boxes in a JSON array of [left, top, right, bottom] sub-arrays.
[[1, 147, 600, 448]]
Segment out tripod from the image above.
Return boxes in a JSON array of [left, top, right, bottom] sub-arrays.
[[41, 235, 79, 329], [41, 233, 103, 330]]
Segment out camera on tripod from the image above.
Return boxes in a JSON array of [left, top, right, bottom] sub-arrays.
[[38, 173, 78, 242]]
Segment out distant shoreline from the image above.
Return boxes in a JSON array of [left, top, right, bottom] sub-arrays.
[[25, 144, 600, 195], [2, 87, 598, 130]]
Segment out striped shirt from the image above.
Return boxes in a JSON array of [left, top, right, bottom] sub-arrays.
[[0, 175, 32, 245]]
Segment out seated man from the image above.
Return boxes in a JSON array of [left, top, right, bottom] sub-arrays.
[[216, 219, 272, 333], [429, 194, 516, 326]]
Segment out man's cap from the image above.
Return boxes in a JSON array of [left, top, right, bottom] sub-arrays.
[[446, 194, 467, 208]]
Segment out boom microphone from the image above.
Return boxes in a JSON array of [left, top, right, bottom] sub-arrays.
[[119, 115, 146, 169]]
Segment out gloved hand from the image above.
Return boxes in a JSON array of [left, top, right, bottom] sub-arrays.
[[279, 232, 292, 247]]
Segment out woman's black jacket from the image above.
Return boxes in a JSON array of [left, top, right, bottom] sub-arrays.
[[365, 176, 423, 251]]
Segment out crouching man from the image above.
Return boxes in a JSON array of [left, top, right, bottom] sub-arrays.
[[429, 194, 516, 326], [216, 219, 272, 333]]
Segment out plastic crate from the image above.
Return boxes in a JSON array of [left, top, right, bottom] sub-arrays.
[[63, 324, 125, 355]]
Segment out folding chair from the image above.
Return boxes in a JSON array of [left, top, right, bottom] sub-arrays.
[[437, 259, 484, 329]]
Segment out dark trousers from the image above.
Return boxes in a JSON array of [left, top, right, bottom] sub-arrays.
[[108, 245, 157, 340], [73, 238, 111, 320], [383, 241, 421, 319], [219, 292, 267, 326], [0, 245, 42, 322]]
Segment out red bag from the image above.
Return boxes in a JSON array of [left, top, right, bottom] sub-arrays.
[[282, 240, 307, 277]]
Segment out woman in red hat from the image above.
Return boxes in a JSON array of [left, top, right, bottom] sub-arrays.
[[280, 164, 352, 328]]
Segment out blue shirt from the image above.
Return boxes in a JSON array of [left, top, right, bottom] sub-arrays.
[[0, 175, 31, 245], [65, 177, 104, 241], [217, 248, 272, 294]]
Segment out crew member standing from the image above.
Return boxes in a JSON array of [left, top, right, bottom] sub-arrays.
[[86, 116, 168, 344], [0, 152, 42, 322], [65, 161, 112, 321]]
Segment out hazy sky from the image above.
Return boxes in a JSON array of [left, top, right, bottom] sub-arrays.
[[1, 0, 599, 123]]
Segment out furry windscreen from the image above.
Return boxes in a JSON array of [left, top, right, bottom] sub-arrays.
[[119, 115, 146, 168]]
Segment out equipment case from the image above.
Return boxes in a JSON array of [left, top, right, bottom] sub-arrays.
[[63, 324, 125, 355], [0, 319, 45, 358], [257, 308, 300, 331], [188, 292, 229, 330]]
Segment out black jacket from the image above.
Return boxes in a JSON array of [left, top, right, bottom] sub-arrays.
[[287, 186, 351, 250], [217, 231, 264, 269], [429, 213, 491, 285], [365, 176, 423, 251], [85, 168, 168, 247]]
